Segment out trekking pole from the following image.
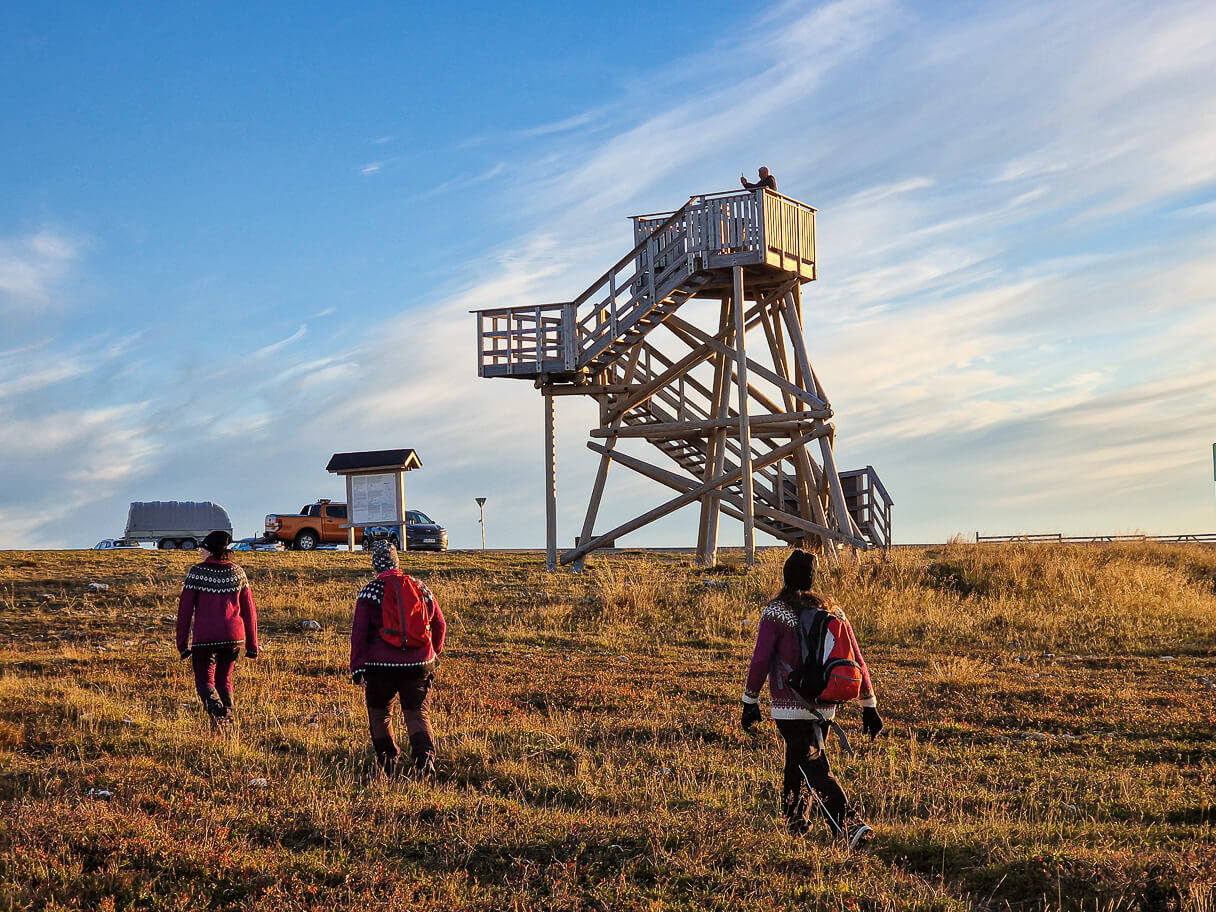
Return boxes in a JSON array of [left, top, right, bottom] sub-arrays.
[[799, 766, 843, 835]]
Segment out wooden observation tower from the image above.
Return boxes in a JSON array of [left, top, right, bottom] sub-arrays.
[[474, 188, 892, 570]]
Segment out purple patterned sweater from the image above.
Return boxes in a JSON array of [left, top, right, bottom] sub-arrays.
[[742, 598, 876, 720]]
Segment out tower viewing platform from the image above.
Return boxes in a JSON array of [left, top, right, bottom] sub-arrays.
[[475, 189, 816, 382], [473, 187, 890, 570]]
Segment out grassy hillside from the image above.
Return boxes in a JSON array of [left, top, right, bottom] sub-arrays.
[[1, 543, 1214, 911]]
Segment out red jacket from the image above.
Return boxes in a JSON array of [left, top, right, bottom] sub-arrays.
[[350, 571, 445, 674], [176, 558, 259, 653]]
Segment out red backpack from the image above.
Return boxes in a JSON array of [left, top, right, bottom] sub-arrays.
[[376, 570, 432, 650], [788, 606, 863, 705]]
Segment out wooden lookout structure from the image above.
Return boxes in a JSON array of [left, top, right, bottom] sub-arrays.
[[474, 188, 892, 570]]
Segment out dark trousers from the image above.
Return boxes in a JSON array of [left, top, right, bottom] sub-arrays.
[[192, 646, 240, 714], [365, 667, 436, 772], [775, 719, 851, 835]]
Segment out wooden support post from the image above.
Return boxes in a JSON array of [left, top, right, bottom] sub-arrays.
[[732, 266, 756, 566], [777, 297, 856, 549], [761, 299, 824, 551], [563, 428, 835, 566], [584, 441, 847, 545], [544, 391, 557, 572], [697, 297, 731, 567], [573, 398, 616, 572]]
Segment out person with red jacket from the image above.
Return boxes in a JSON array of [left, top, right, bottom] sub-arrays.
[[176, 530, 259, 727], [741, 549, 883, 848], [350, 541, 445, 779]]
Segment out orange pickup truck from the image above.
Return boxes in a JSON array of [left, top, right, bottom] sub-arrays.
[[264, 500, 449, 551], [264, 500, 352, 551]]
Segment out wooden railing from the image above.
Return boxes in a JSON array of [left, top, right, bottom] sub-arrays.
[[976, 532, 1216, 544], [476, 303, 574, 376], [839, 466, 893, 550], [475, 189, 817, 378]]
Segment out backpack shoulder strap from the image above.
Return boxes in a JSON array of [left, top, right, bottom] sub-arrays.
[[805, 608, 831, 657]]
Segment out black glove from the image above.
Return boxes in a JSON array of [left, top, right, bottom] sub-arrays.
[[861, 706, 884, 740], [352, 670, 366, 687], [179, 648, 192, 660], [245, 649, 258, 659], [741, 701, 762, 732]]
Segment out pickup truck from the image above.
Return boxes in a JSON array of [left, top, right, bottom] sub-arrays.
[[264, 500, 350, 551], [264, 500, 448, 552]]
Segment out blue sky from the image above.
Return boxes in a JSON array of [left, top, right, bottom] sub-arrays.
[[2, 0, 1214, 549]]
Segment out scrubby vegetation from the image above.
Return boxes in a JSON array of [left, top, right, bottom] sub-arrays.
[[1, 543, 1214, 910]]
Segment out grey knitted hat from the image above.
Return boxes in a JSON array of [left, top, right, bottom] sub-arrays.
[[372, 540, 399, 573]]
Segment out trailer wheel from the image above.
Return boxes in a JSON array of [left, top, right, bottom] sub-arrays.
[[179, 539, 197, 551], [158, 539, 177, 550]]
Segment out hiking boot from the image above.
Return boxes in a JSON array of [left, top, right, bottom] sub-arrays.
[[844, 822, 874, 851]]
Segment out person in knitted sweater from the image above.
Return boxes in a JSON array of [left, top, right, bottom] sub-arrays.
[[350, 541, 446, 779], [741, 549, 883, 847], [176, 530, 259, 726]]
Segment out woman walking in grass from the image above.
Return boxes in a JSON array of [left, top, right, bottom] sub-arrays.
[[741, 549, 883, 848], [176, 530, 259, 729], [350, 541, 446, 780]]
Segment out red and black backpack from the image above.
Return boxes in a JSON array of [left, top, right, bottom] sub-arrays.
[[788, 603, 863, 705], [376, 570, 432, 650]]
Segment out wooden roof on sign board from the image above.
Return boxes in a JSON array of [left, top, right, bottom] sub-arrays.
[[325, 449, 422, 474]]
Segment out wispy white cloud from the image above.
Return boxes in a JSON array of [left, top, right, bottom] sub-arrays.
[[254, 324, 307, 357], [0, 229, 81, 314]]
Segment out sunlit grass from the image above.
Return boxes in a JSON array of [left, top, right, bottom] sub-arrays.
[[0, 543, 1213, 910]]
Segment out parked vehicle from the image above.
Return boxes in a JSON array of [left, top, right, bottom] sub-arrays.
[[264, 500, 350, 551], [232, 538, 286, 553], [264, 500, 446, 551], [361, 511, 448, 552], [93, 539, 143, 550], [121, 501, 233, 551]]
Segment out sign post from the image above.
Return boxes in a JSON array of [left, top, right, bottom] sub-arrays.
[[475, 497, 487, 550], [326, 449, 422, 552]]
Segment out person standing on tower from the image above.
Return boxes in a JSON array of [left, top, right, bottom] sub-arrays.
[[740, 166, 777, 192]]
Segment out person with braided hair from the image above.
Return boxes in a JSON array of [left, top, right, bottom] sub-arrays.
[[741, 549, 883, 848]]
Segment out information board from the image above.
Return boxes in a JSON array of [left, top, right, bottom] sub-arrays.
[[350, 473, 399, 525]]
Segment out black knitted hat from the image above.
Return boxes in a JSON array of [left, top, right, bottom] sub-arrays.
[[200, 530, 232, 555], [782, 549, 817, 591]]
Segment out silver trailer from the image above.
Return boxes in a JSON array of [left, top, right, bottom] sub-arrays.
[[123, 501, 233, 551]]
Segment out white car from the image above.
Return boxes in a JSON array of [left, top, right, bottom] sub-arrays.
[[94, 539, 143, 550]]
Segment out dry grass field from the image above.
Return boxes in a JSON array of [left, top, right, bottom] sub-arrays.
[[1, 542, 1214, 911]]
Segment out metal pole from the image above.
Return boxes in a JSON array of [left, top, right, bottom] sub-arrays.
[[476, 497, 487, 550]]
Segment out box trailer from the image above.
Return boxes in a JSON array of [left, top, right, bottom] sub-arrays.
[[123, 501, 233, 551]]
